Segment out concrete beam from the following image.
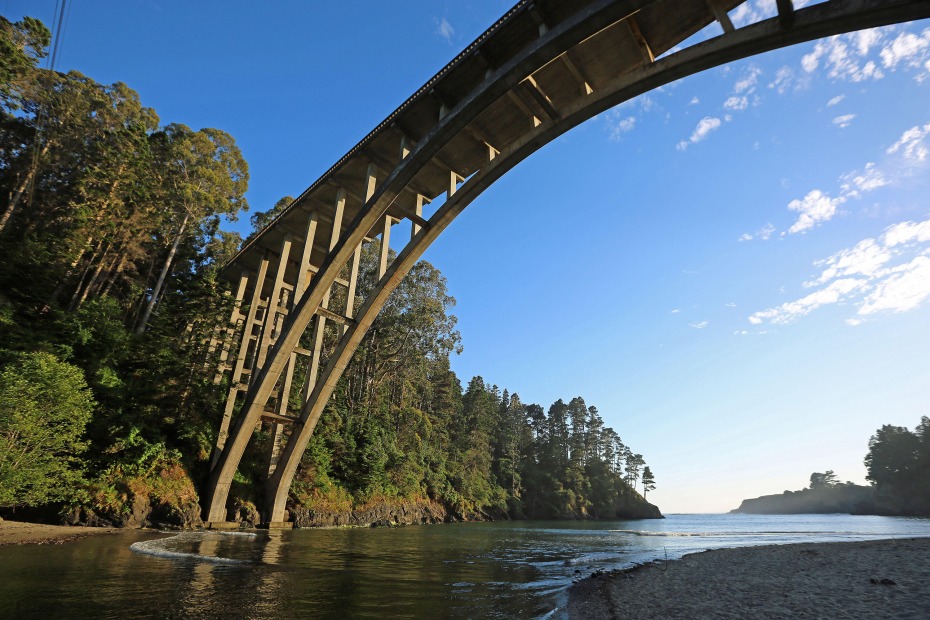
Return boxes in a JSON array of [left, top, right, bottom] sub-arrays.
[[705, 0, 736, 33], [626, 15, 655, 64]]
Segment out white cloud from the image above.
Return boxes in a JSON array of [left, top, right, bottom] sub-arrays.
[[604, 110, 637, 141], [880, 28, 930, 76], [724, 96, 749, 111], [692, 117, 722, 141], [725, 302, 737, 308], [739, 223, 776, 242], [734, 67, 762, 94], [679, 117, 722, 150], [768, 66, 794, 93], [810, 238, 892, 285], [839, 162, 888, 198], [795, 25, 930, 84], [689, 96, 700, 105], [751, 217, 930, 325], [827, 94, 845, 107], [787, 190, 844, 234], [882, 218, 930, 247], [670, 308, 681, 314], [887, 123, 930, 163], [689, 321, 709, 329], [801, 36, 885, 82], [434, 17, 454, 44], [859, 255, 930, 314], [852, 28, 885, 57], [832, 114, 856, 128], [749, 278, 866, 324]]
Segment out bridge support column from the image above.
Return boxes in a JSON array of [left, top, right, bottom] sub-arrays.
[[211, 255, 269, 470], [267, 213, 319, 477], [259, 236, 293, 478], [212, 272, 249, 385], [261, 171, 375, 523], [301, 190, 345, 404]]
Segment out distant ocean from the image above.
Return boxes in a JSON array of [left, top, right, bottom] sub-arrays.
[[2, 513, 928, 619]]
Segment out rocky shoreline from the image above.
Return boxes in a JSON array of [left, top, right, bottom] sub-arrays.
[[568, 537, 930, 619]]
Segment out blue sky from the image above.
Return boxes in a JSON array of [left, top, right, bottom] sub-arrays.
[[9, 1, 930, 513]]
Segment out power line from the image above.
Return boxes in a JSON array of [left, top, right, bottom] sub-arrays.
[[48, 0, 68, 71], [25, 0, 69, 212]]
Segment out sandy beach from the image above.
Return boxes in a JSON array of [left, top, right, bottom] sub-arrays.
[[0, 519, 121, 547], [568, 537, 930, 619]]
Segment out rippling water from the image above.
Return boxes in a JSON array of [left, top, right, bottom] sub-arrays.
[[2, 514, 929, 618]]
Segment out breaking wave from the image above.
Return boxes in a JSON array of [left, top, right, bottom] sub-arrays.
[[130, 533, 253, 564]]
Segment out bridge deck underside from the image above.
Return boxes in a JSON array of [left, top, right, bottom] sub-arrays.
[[203, 0, 930, 524], [223, 0, 743, 286]]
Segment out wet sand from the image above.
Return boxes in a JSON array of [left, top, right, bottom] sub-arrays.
[[0, 519, 120, 546], [568, 537, 930, 619]]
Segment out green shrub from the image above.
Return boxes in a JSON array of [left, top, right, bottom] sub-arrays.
[[0, 352, 95, 508]]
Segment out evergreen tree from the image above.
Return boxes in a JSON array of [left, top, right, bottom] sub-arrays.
[[641, 466, 656, 500]]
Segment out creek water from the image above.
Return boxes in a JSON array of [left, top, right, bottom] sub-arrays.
[[2, 514, 929, 618]]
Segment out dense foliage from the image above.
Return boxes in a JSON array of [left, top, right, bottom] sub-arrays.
[[0, 352, 95, 507], [0, 16, 658, 524], [864, 417, 930, 515]]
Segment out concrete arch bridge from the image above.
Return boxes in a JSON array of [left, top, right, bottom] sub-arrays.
[[202, 0, 930, 526]]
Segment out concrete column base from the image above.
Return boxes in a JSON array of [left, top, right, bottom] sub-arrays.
[[205, 521, 242, 530], [259, 521, 294, 530]]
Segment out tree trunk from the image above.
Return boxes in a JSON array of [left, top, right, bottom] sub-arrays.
[[0, 142, 50, 236], [135, 211, 190, 334], [68, 242, 110, 311]]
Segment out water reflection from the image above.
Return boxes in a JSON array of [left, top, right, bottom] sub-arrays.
[[1, 515, 929, 619]]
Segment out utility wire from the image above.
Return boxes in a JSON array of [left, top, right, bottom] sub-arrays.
[[48, 0, 68, 70], [25, 0, 68, 211]]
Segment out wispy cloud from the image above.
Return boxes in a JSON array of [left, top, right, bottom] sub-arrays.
[[605, 110, 637, 141], [677, 116, 721, 150], [768, 66, 794, 94], [724, 96, 749, 111], [787, 190, 844, 234], [689, 320, 709, 329], [802, 32, 885, 81], [827, 94, 846, 107], [742, 121, 927, 240], [749, 217, 930, 325], [839, 162, 888, 198], [434, 17, 455, 44], [739, 223, 776, 242], [799, 25, 930, 83], [887, 123, 930, 163], [880, 29, 930, 76], [734, 66, 762, 94], [832, 114, 856, 128]]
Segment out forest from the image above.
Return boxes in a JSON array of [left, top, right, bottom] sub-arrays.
[[0, 15, 660, 527]]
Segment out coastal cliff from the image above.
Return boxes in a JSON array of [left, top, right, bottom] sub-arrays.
[[732, 484, 874, 515]]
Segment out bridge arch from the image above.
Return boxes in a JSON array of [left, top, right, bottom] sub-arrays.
[[203, 0, 930, 524]]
